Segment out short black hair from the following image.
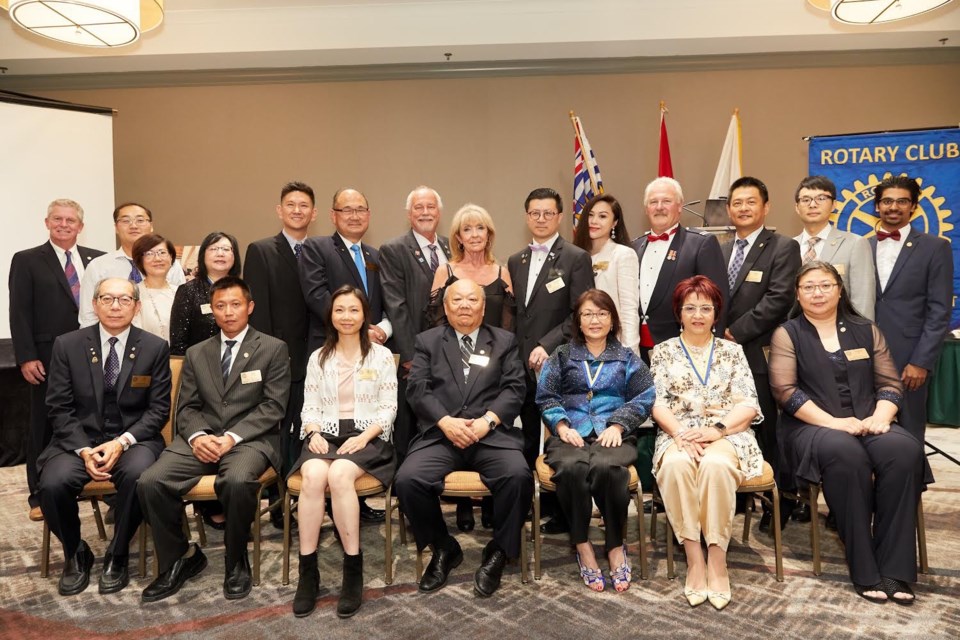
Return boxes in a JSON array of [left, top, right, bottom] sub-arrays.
[[113, 202, 153, 223], [729, 176, 769, 203], [874, 175, 920, 206], [197, 231, 242, 281], [281, 181, 315, 206], [524, 187, 563, 214], [794, 176, 836, 202], [209, 275, 252, 303]]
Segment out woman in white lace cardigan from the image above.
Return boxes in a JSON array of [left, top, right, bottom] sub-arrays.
[[289, 285, 397, 619]]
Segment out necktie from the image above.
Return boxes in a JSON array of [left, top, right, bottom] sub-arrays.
[[350, 245, 368, 292], [529, 243, 549, 253], [64, 250, 80, 306], [104, 337, 120, 391], [727, 239, 748, 290], [128, 258, 143, 284], [460, 335, 474, 382], [293, 243, 303, 259], [427, 244, 440, 272], [221, 339, 237, 383], [877, 229, 901, 242], [803, 237, 821, 264], [648, 227, 677, 242]]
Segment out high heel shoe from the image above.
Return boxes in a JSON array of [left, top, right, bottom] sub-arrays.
[[684, 587, 708, 607], [609, 544, 631, 592], [708, 590, 731, 611], [576, 552, 605, 592]]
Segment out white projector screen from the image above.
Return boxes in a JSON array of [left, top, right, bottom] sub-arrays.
[[0, 97, 117, 341]]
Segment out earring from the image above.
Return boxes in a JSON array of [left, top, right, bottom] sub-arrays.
[[458, 242, 464, 251], [611, 228, 616, 239]]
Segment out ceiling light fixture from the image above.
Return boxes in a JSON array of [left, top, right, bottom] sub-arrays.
[[808, 0, 955, 25], [0, 0, 163, 47]]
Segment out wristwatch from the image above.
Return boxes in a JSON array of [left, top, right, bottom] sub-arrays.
[[115, 437, 130, 452], [712, 421, 727, 433], [481, 414, 498, 430]]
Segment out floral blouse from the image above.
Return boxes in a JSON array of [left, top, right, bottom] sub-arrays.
[[650, 336, 764, 479]]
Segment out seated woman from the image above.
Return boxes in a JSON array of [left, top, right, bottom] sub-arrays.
[[536, 289, 655, 592], [290, 285, 397, 619], [768, 261, 929, 604], [650, 275, 763, 610]]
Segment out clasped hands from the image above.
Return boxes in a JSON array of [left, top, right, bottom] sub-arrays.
[[192, 433, 237, 463], [439, 415, 492, 449], [80, 439, 124, 481], [304, 429, 372, 456], [672, 427, 722, 461], [828, 415, 890, 436], [557, 423, 623, 448]]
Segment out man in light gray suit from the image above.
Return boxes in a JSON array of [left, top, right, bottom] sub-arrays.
[[793, 176, 876, 320], [139, 276, 290, 603]]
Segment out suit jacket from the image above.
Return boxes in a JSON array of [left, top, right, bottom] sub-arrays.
[[722, 229, 800, 373], [794, 226, 876, 320], [9, 242, 104, 367], [507, 236, 594, 371], [38, 325, 171, 468], [632, 227, 729, 343], [407, 324, 527, 454], [244, 233, 310, 381], [299, 233, 386, 354], [871, 231, 953, 372], [380, 231, 452, 364], [169, 327, 291, 470]]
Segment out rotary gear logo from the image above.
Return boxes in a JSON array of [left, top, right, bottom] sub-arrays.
[[833, 172, 953, 240]]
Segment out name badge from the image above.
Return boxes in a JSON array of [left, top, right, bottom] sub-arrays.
[[358, 368, 379, 381], [833, 263, 846, 276], [468, 354, 490, 367], [844, 348, 870, 361], [131, 375, 151, 388], [593, 261, 609, 272], [241, 370, 262, 384], [200, 303, 213, 315], [745, 270, 763, 283], [546, 277, 566, 293]]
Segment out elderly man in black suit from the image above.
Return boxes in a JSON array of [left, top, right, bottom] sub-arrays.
[[39, 277, 171, 596], [138, 276, 290, 603], [395, 278, 530, 598], [380, 185, 453, 460], [9, 199, 105, 511]]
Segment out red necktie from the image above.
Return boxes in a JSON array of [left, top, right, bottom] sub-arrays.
[[876, 229, 901, 242]]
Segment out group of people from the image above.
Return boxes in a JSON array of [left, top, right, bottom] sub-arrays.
[[8, 172, 948, 615]]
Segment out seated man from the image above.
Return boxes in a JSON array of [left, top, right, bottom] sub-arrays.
[[38, 277, 171, 595], [139, 276, 290, 602], [395, 279, 530, 597]]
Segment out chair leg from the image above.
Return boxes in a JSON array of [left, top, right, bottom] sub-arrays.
[[649, 498, 658, 544], [252, 486, 265, 587], [810, 485, 821, 576], [917, 498, 928, 575], [138, 525, 147, 578], [385, 486, 394, 585], [665, 519, 675, 580], [771, 486, 784, 582], [282, 489, 293, 586], [520, 519, 528, 584], [41, 521, 51, 578], [194, 507, 207, 547], [398, 507, 408, 546], [415, 547, 424, 583], [181, 507, 192, 541], [635, 490, 649, 580], [533, 480, 543, 580], [742, 493, 753, 544], [91, 498, 107, 541]]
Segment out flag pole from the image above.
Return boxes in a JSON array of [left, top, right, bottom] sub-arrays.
[[570, 110, 601, 195]]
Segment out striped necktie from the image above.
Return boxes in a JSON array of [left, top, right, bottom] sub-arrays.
[[221, 339, 237, 383], [803, 237, 821, 264], [64, 250, 80, 305], [727, 239, 748, 290], [460, 335, 474, 382]]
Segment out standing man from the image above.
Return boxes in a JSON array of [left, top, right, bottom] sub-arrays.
[[298, 187, 390, 521], [794, 175, 876, 319], [722, 177, 801, 532], [380, 186, 452, 460], [38, 277, 171, 595], [871, 175, 953, 442], [78, 202, 185, 327], [9, 199, 105, 511], [139, 276, 290, 602]]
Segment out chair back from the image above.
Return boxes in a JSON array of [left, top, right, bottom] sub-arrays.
[[161, 356, 186, 446]]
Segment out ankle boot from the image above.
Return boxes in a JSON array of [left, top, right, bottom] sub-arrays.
[[292, 552, 320, 617], [337, 551, 363, 618]]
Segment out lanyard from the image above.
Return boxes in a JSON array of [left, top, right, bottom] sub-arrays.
[[582, 360, 604, 401], [679, 337, 715, 386]]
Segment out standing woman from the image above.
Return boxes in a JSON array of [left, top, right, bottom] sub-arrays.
[[572, 194, 640, 355], [132, 234, 179, 343], [291, 285, 397, 619]]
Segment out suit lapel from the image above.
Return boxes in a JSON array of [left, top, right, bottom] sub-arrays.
[[648, 229, 684, 312], [275, 233, 299, 276], [442, 328, 467, 396], [115, 327, 140, 393], [79, 247, 99, 267], [885, 232, 919, 291], [86, 328, 105, 417], [818, 227, 841, 264], [41, 243, 77, 309], [438, 236, 453, 261], [406, 231, 434, 280], [732, 229, 771, 294], [206, 336, 227, 395], [528, 238, 564, 307], [225, 330, 261, 393], [332, 233, 364, 289], [514, 248, 532, 310]]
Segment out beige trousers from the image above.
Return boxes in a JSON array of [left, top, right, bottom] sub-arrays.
[[655, 438, 744, 551]]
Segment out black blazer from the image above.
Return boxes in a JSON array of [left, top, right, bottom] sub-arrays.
[[169, 278, 218, 356], [39, 325, 171, 468], [299, 233, 386, 354], [244, 233, 310, 381], [407, 324, 527, 454], [9, 242, 104, 367], [721, 229, 800, 374], [507, 236, 594, 372], [632, 227, 729, 343], [379, 231, 452, 364]]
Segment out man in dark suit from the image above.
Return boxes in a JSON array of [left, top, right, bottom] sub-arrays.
[[871, 175, 953, 442], [721, 177, 801, 531], [38, 277, 171, 596], [138, 276, 290, 603], [395, 279, 530, 597], [9, 198, 105, 510], [380, 185, 452, 460]]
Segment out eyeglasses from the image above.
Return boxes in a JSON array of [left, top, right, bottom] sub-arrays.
[[681, 305, 715, 315], [96, 295, 136, 307], [207, 246, 233, 254], [878, 198, 914, 208], [116, 216, 150, 226], [579, 311, 611, 321], [143, 249, 170, 259], [797, 195, 833, 206], [334, 207, 370, 216], [798, 283, 837, 294], [527, 210, 559, 220]]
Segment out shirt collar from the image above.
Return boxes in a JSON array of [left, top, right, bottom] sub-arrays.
[[220, 325, 250, 347], [337, 232, 362, 251], [48, 240, 78, 259], [412, 230, 439, 250], [879, 224, 911, 244], [454, 327, 481, 346], [736, 226, 764, 247], [531, 232, 559, 252], [98, 324, 132, 350], [800, 224, 832, 245], [281, 230, 305, 252]]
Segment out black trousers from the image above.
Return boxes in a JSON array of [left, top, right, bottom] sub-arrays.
[[898, 385, 928, 442], [38, 445, 156, 559], [519, 379, 542, 470], [545, 435, 636, 552], [395, 440, 533, 558], [393, 374, 416, 463], [138, 445, 270, 574], [815, 425, 925, 585], [280, 379, 305, 475], [25, 379, 53, 509]]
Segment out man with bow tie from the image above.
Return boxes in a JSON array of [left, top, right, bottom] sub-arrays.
[[871, 175, 952, 441]]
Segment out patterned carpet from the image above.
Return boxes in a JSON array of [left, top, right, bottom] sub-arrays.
[[1, 428, 958, 640]]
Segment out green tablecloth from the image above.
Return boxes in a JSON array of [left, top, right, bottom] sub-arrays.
[[928, 338, 960, 427]]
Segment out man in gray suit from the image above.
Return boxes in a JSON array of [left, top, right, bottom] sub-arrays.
[[793, 176, 876, 320], [139, 276, 291, 603]]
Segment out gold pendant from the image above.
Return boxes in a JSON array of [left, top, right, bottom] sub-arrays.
[[586, 390, 593, 401]]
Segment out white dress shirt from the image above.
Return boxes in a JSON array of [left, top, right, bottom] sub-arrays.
[[412, 230, 448, 268], [79, 248, 186, 327], [797, 225, 833, 262], [640, 224, 679, 313], [50, 241, 86, 283], [876, 225, 911, 292], [525, 232, 559, 305], [337, 233, 393, 340]]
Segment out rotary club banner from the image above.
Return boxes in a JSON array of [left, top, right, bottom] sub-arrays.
[[808, 127, 960, 328]]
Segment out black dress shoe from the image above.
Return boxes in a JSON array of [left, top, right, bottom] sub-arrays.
[[142, 544, 208, 603], [539, 516, 569, 535], [419, 539, 463, 593], [224, 553, 253, 600], [642, 499, 654, 514], [202, 511, 227, 531], [825, 511, 837, 531], [59, 540, 94, 596], [359, 499, 385, 523], [98, 554, 129, 594], [474, 540, 508, 598], [792, 502, 812, 523], [758, 509, 773, 534], [456, 499, 475, 532]]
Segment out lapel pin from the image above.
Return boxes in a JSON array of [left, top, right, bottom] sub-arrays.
[[758, 243, 765, 248], [522, 258, 528, 264], [548, 252, 556, 260], [415, 250, 421, 256], [479, 350, 485, 355], [243, 352, 249, 358], [667, 250, 677, 261], [129, 353, 135, 359], [840, 327, 847, 333], [906, 242, 913, 247], [91, 357, 99, 363]]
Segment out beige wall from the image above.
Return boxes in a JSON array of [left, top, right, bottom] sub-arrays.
[[46, 61, 960, 259]]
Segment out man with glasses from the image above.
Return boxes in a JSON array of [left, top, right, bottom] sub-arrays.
[[871, 175, 952, 442], [38, 277, 171, 595], [78, 202, 185, 327], [793, 175, 875, 319], [721, 177, 800, 533]]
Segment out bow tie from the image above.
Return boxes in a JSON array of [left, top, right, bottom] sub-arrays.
[[648, 228, 677, 242], [877, 229, 901, 242], [529, 243, 550, 253]]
